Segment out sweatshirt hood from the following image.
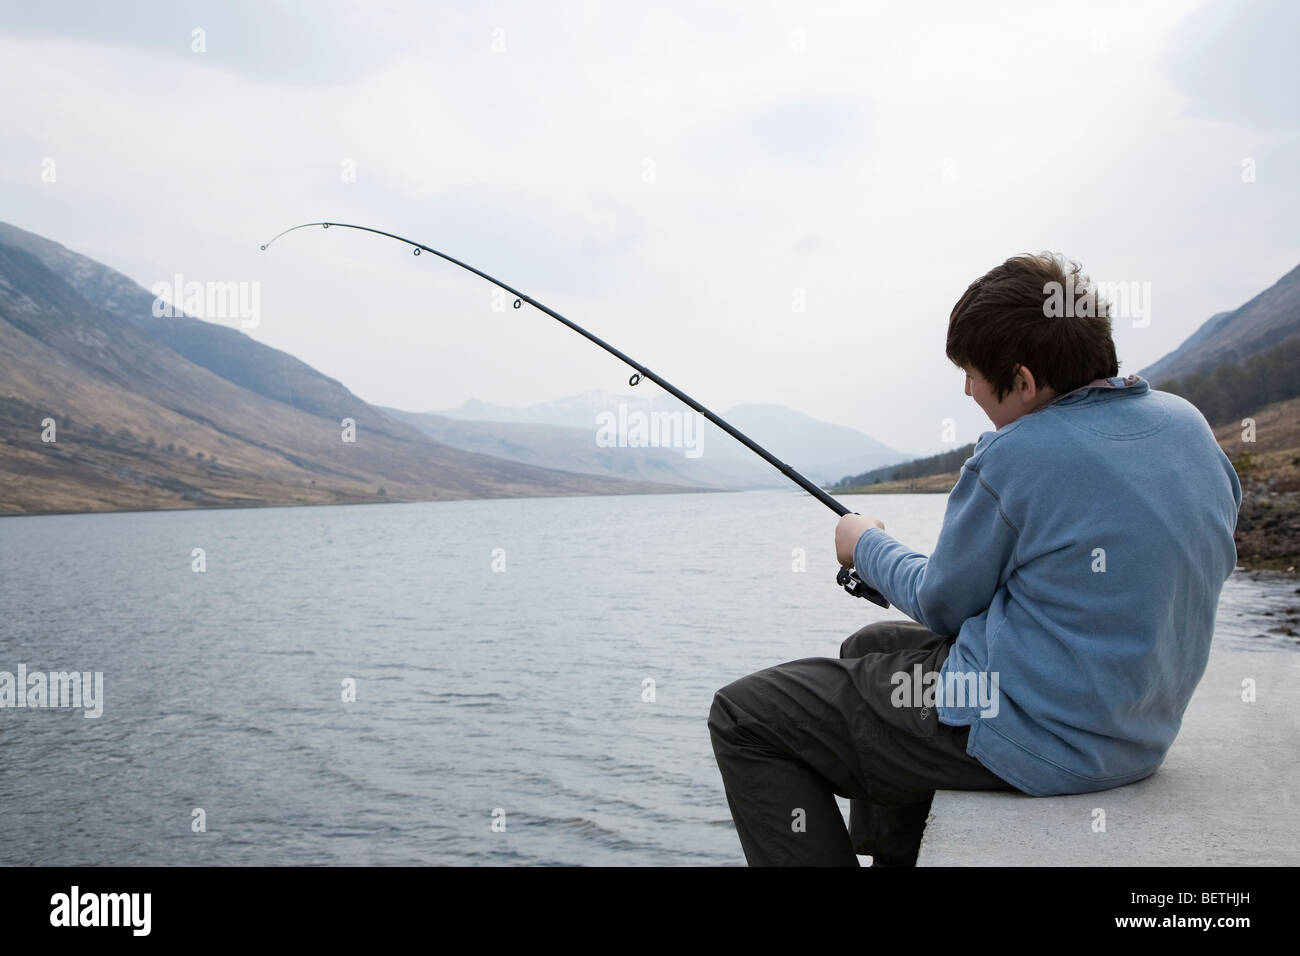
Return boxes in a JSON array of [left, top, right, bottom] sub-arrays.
[[1049, 373, 1148, 407]]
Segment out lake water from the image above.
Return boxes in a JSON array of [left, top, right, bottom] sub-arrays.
[[1, 490, 1295, 865]]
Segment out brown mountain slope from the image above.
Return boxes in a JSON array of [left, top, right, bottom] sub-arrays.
[[0, 236, 691, 516], [1141, 262, 1300, 385], [1215, 395, 1300, 568]]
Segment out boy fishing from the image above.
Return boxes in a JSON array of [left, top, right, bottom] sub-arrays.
[[708, 252, 1242, 866]]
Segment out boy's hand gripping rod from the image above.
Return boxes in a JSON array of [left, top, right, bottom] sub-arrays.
[[261, 222, 890, 608]]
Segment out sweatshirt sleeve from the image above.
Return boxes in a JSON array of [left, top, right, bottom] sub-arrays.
[[852, 464, 1020, 636]]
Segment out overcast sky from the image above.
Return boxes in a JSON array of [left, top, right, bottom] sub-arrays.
[[1, 0, 1296, 455]]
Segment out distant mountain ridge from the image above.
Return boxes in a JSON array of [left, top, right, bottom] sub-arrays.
[[0, 220, 392, 436], [434, 392, 902, 486], [384, 408, 778, 489], [0, 220, 691, 515], [833, 442, 976, 490], [1140, 262, 1300, 385]]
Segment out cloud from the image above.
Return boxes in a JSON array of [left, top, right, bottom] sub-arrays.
[[748, 96, 873, 164], [0, 0, 1295, 455], [0, 0, 416, 86], [1166, 0, 1300, 131]]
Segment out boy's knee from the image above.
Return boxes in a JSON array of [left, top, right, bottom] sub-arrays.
[[708, 679, 744, 730], [840, 622, 894, 659], [707, 686, 740, 749], [708, 672, 763, 740]]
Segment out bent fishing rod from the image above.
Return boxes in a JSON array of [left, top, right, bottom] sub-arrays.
[[260, 221, 888, 608]]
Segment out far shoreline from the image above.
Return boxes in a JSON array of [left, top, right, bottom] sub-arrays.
[[827, 476, 1300, 573]]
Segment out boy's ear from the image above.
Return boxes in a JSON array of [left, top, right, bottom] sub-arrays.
[[1014, 364, 1039, 399]]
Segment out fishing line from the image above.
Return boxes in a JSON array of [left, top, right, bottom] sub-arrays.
[[261, 221, 888, 607]]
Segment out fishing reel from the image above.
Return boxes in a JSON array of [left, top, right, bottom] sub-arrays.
[[837, 567, 890, 608]]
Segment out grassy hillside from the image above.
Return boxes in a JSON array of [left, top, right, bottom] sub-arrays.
[[1141, 261, 1300, 384], [833, 443, 974, 491], [1161, 333, 1300, 426], [0, 230, 694, 516], [837, 471, 962, 494], [1215, 395, 1300, 568]]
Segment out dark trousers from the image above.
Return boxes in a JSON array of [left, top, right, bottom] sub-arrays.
[[708, 619, 1017, 866]]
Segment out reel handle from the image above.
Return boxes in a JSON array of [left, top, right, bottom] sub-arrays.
[[836, 566, 889, 608]]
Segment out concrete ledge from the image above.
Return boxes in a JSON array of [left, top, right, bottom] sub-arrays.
[[917, 645, 1300, 865]]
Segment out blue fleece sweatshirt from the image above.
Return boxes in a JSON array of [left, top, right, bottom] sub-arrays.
[[853, 374, 1242, 797]]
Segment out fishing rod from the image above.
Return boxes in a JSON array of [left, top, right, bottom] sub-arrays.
[[260, 221, 889, 607]]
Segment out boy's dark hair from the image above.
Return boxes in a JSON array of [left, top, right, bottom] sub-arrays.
[[946, 252, 1120, 401]]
